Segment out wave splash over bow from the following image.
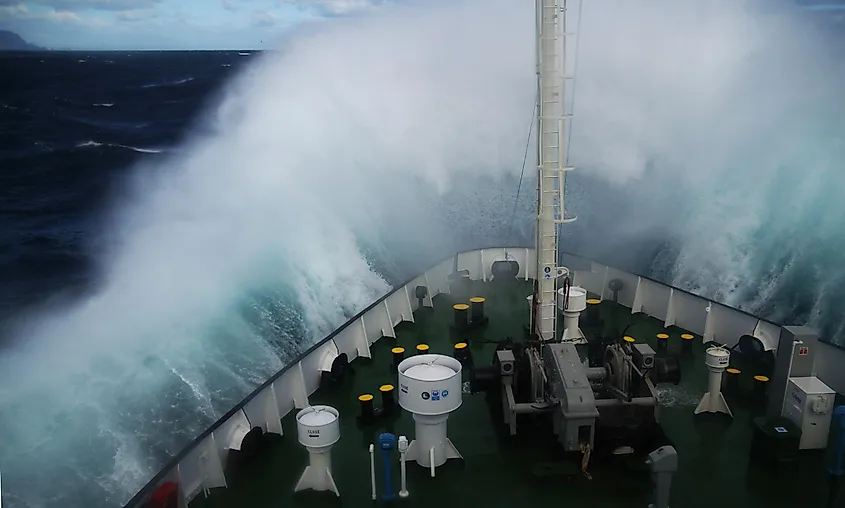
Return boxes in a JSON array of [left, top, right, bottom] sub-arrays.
[[1, 1, 844, 507], [0, 1, 533, 507], [565, 0, 845, 343]]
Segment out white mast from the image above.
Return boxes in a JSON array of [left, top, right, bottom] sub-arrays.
[[534, 0, 575, 342]]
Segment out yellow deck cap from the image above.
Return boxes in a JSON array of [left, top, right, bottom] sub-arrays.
[[454, 342, 468, 349], [453, 303, 470, 310], [754, 375, 770, 382], [623, 336, 635, 343], [416, 343, 430, 351], [726, 368, 741, 374], [680, 333, 695, 340], [469, 297, 486, 303], [461, 273, 471, 278], [358, 394, 374, 402], [391, 347, 405, 354], [586, 298, 601, 305], [379, 384, 394, 392], [656, 333, 669, 339]]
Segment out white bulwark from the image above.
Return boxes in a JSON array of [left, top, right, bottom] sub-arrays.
[[124, 246, 845, 507]]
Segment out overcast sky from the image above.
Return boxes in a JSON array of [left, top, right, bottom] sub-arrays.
[[1, 0, 843, 51], [0, 0, 387, 50]]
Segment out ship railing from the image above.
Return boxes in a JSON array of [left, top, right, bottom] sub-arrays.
[[123, 246, 845, 508]]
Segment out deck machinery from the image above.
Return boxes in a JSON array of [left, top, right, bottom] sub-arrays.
[[467, 0, 680, 462], [471, 293, 680, 460]]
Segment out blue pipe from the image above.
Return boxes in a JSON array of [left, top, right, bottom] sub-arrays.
[[379, 433, 397, 501], [830, 405, 845, 476]]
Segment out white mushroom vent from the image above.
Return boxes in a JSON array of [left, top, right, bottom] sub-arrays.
[[294, 405, 340, 496], [397, 354, 463, 470], [694, 347, 733, 418]]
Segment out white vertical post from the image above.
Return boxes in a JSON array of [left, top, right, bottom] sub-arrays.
[[369, 444, 376, 500], [429, 447, 435, 478], [534, 0, 576, 342], [398, 436, 409, 498]]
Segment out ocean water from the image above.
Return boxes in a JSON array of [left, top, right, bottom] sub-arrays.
[[0, 1, 843, 507]]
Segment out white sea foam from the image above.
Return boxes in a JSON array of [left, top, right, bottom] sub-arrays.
[[0, 1, 533, 506], [1, 1, 843, 507]]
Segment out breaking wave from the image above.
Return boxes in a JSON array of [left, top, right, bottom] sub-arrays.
[[76, 140, 163, 154], [0, 1, 843, 508], [0, 1, 533, 507]]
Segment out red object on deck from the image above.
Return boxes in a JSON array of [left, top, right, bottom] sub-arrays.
[[149, 482, 178, 508]]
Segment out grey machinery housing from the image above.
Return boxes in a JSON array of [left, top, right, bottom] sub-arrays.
[[470, 338, 681, 458]]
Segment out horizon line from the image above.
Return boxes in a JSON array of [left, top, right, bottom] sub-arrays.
[[0, 48, 270, 52]]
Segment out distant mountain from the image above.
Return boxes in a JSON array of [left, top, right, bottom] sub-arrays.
[[0, 30, 42, 51]]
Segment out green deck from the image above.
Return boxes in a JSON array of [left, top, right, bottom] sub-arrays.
[[191, 278, 844, 508]]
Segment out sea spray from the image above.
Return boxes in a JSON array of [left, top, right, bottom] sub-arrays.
[[1, 1, 844, 508], [0, 1, 534, 507]]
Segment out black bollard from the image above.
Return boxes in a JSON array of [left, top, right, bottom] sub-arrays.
[[453, 303, 469, 330], [585, 298, 601, 326], [380, 384, 396, 415], [453, 342, 472, 367], [753, 375, 770, 400], [681, 333, 694, 354], [358, 394, 375, 424], [656, 333, 669, 353], [416, 343, 430, 355], [469, 297, 485, 324], [725, 368, 741, 395], [391, 346, 405, 368]]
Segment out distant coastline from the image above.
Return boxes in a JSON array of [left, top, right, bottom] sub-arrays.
[[0, 30, 43, 51]]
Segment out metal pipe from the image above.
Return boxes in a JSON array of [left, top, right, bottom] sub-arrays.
[[429, 447, 435, 478], [514, 402, 547, 414], [586, 367, 606, 381], [369, 444, 376, 500], [398, 436, 409, 498], [595, 397, 656, 407]]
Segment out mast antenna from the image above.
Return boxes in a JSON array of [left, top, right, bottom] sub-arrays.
[[532, 0, 577, 342]]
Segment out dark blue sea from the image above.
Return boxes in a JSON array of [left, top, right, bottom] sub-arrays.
[[1, 2, 844, 507], [0, 51, 246, 325]]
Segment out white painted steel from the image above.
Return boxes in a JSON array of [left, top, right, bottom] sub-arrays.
[[128, 246, 845, 507], [397, 355, 462, 416], [294, 405, 340, 495], [534, 0, 577, 342]]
